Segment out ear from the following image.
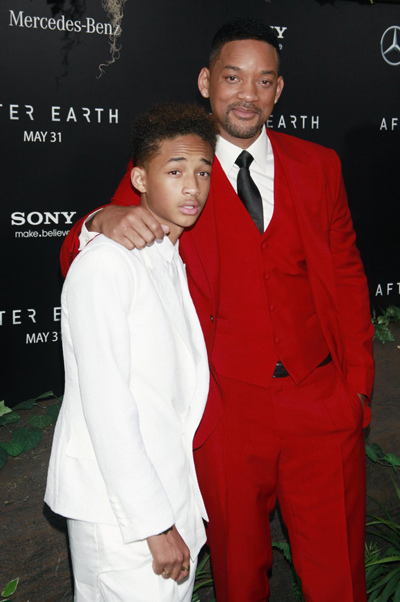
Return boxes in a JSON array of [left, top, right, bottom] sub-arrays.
[[274, 76, 284, 104], [198, 67, 210, 99], [130, 166, 147, 193]]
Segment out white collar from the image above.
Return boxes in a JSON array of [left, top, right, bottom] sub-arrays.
[[151, 235, 179, 264], [215, 127, 271, 174]]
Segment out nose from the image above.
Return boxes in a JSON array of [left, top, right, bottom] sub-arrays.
[[237, 79, 258, 102], [182, 174, 200, 197]]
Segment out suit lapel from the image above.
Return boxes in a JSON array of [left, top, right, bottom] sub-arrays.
[[268, 130, 344, 369], [140, 244, 194, 356]]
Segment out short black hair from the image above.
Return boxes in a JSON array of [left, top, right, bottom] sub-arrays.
[[209, 17, 281, 66], [131, 102, 217, 168]]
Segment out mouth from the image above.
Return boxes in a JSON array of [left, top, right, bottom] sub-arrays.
[[228, 104, 261, 120], [179, 203, 200, 216]]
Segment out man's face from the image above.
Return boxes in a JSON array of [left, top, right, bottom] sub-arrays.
[[198, 39, 284, 148], [131, 135, 213, 243]]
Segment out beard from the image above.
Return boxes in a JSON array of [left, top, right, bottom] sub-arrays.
[[223, 103, 264, 140]]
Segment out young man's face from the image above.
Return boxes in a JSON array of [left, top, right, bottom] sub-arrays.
[[131, 134, 213, 243], [198, 39, 284, 149]]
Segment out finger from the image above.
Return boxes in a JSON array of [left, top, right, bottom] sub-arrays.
[[139, 213, 166, 240], [177, 563, 190, 583], [161, 569, 173, 580], [118, 221, 160, 248], [120, 231, 151, 250], [163, 555, 185, 582], [151, 559, 164, 576]]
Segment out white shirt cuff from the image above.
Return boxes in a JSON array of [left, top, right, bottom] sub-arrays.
[[78, 209, 103, 250]]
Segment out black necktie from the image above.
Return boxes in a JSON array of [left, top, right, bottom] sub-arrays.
[[235, 150, 264, 234]]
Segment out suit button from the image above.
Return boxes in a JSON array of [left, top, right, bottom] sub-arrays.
[[210, 315, 214, 323]]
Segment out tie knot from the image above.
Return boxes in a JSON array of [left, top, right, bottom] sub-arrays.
[[235, 150, 254, 170]]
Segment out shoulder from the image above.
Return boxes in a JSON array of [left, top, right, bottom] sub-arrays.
[[267, 129, 339, 165], [66, 235, 145, 289]]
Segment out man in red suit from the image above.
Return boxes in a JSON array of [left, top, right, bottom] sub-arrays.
[[60, 18, 374, 602]]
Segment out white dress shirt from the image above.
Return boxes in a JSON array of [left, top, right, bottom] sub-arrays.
[[216, 127, 275, 232]]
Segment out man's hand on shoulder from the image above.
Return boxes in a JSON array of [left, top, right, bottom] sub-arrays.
[[147, 525, 191, 582], [87, 205, 169, 249]]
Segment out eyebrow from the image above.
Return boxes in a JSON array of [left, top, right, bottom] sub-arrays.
[[167, 157, 213, 166], [222, 65, 277, 76]]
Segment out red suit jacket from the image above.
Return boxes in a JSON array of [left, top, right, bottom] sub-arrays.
[[61, 129, 375, 446]]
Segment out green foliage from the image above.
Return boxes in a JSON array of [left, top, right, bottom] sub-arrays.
[[1, 577, 19, 600], [0, 412, 20, 427], [29, 414, 53, 429], [0, 401, 12, 417], [0, 392, 62, 470], [271, 541, 305, 600], [366, 441, 400, 472], [192, 552, 215, 601], [372, 306, 400, 344], [366, 477, 400, 601]]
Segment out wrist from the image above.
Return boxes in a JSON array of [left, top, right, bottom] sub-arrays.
[[158, 525, 173, 535]]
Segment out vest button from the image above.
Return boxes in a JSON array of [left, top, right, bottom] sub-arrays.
[[264, 273, 270, 280], [210, 315, 214, 323], [269, 305, 275, 311], [274, 337, 281, 344], [261, 240, 269, 250]]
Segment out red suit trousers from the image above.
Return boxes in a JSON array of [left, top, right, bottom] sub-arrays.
[[194, 362, 366, 602]]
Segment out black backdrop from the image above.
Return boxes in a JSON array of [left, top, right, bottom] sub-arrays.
[[2, 0, 399, 405]]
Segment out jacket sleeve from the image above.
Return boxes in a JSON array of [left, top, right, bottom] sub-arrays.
[[59, 159, 139, 278], [65, 243, 175, 542], [328, 149, 375, 422]]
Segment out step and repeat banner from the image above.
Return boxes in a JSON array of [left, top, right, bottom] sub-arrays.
[[1, 0, 399, 404]]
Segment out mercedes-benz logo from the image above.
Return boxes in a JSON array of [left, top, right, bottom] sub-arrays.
[[381, 26, 400, 66]]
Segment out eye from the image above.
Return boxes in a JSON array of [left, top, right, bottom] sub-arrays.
[[198, 171, 211, 178], [260, 79, 272, 86], [225, 75, 239, 82], [168, 170, 180, 175]]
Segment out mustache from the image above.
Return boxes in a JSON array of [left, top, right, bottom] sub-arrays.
[[226, 102, 261, 115]]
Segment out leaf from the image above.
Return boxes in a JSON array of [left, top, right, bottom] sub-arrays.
[[0, 400, 12, 417], [12, 398, 37, 410], [373, 322, 395, 343], [272, 541, 293, 563], [365, 444, 379, 463], [0, 441, 24, 457], [35, 390, 55, 401], [0, 447, 9, 469], [29, 415, 53, 429], [46, 403, 61, 422], [371, 442, 385, 459], [384, 453, 400, 468], [0, 412, 20, 426], [12, 426, 42, 452], [1, 577, 19, 596]]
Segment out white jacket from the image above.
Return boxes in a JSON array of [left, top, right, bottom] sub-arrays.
[[45, 235, 209, 559]]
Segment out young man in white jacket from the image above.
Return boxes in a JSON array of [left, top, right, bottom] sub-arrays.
[[45, 103, 217, 602]]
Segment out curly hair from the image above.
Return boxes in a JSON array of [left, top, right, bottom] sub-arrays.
[[209, 17, 281, 67], [131, 102, 218, 168]]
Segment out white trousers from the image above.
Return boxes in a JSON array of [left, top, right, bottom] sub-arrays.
[[67, 519, 197, 602]]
